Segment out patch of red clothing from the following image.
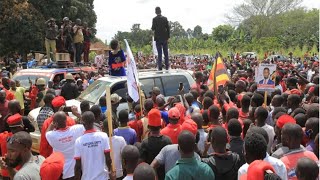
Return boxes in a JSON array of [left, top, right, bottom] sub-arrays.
[[128, 120, 143, 142], [4, 89, 14, 101], [0, 100, 9, 132], [0, 131, 12, 177], [29, 85, 38, 109], [160, 124, 182, 144], [40, 116, 76, 158]]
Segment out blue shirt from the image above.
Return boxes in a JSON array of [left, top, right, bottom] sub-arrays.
[[108, 50, 126, 76], [114, 127, 137, 145], [100, 106, 107, 114], [160, 111, 169, 125]]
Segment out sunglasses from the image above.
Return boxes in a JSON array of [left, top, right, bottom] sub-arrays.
[[6, 137, 26, 147]]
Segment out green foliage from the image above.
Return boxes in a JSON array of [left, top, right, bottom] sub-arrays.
[[116, 8, 318, 57], [0, 0, 97, 57], [0, 0, 45, 56]]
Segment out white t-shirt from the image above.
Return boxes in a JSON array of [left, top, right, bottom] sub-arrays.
[[109, 136, 127, 178], [238, 153, 287, 180], [46, 124, 85, 179], [123, 175, 133, 180], [95, 55, 104, 68], [261, 124, 275, 154], [74, 130, 110, 180]]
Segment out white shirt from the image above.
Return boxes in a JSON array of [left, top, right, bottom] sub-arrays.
[[261, 124, 275, 154], [108, 136, 127, 178], [197, 129, 208, 154], [74, 130, 110, 180], [238, 153, 287, 180], [46, 124, 85, 179], [95, 55, 104, 68], [123, 175, 133, 180]]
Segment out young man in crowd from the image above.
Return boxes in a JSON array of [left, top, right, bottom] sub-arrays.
[[74, 111, 113, 180], [202, 126, 241, 179], [40, 152, 65, 180], [102, 120, 127, 179], [40, 96, 76, 158], [114, 109, 137, 145], [45, 112, 85, 179], [140, 108, 172, 180], [151, 118, 200, 174], [280, 123, 318, 179], [165, 131, 215, 180], [227, 119, 245, 165], [2, 132, 45, 179], [122, 145, 140, 180], [255, 107, 275, 154], [160, 107, 182, 144]]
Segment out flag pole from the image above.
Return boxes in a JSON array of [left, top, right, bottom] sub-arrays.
[[106, 86, 115, 172], [213, 56, 218, 98]]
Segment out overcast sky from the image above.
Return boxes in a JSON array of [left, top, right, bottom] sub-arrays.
[[94, 0, 319, 42]]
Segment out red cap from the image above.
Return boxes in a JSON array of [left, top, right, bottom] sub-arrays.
[[7, 113, 22, 126], [40, 152, 65, 180], [168, 107, 180, 119], [181, 119, 197, 136], [175, 103, 186, 124], [308, 86, 315, 94], [52, 96, 66, 108], [148, 108, 162, 127], [276, 114, 296, 129], [247, 160, 275, 180]]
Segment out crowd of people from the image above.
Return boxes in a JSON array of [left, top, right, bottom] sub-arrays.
[[0, 51, 317, 180], [45, 17, 92, 64]]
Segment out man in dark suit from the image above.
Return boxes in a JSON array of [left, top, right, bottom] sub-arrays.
[[152, 7, 170, 71], [259, 67, 274, 85]]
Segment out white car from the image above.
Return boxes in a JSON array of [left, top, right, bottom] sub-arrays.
[[29, 69, 195, 153]]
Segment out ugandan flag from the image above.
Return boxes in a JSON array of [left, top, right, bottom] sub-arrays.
[[207, 56, 230, 90]]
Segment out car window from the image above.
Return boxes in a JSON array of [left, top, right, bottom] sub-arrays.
[[54, 73, 64, 83], [140, 78, 155, 96], [111, 82, 128, 103], [154, 78, 164, 95], [12, 74, 50, 89], [162, 75, 190, 96], [78, 80, 111, 104]]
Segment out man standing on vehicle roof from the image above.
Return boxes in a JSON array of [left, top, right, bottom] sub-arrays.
[[152, 7, 170, 71]]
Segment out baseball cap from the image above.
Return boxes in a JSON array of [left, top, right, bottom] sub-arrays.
[[7, 113, 23, 127], [148, 108, 162, 127], [52, 96, 66, 108], [168, 107, 180, 119], [276, 114, 296, 129], [247, 160, 275, 180], [111, 93, 122, 104], [181, 119, 197, 136], [40, 152, 65, 180]]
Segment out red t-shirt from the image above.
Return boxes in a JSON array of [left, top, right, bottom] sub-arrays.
[[4, 89, 14, 101], [280, 150, 319, 180], [40, 116, 76, 158], [160, 124, 182, 144], [128, 120, 143, 142], [0, 131, 12, 177]]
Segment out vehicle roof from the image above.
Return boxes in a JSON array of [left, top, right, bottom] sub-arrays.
[[15, 67, 96, 74], [98, 69, 193, 83]]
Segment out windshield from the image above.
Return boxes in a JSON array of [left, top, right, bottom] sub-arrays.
[[78, 80, 111, 104], [12, 74, 50, 89]]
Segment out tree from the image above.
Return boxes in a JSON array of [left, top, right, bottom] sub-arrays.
[[0, 0, 45, 57], [169, 21, 187, 39], [227, 0, 303, 24], [193, 25, 203, 38], [212, 25, 234, 43], [186, 28, 193, 39]]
